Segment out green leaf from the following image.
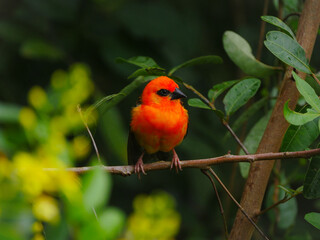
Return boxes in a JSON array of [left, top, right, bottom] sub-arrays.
[[100, 208, 126, 240], [188, 98, 210, 109], [116, 56, 160, 68], [261, 15, 296, 39], [223, 78, 261, 116], [100, 107, 127, 163], [128, 67, 166, 79], [0, 102, 21, 123], [304, 212, 320, 230], [303, 156, 320, 199], [20, 39, 65, 60], [231, 97, 268, 133], [293, 71, 320, 113], [168, 55, 222, 76], [82, 168, 111, 210], [223, 31, 278, 78], [281, 118, 319, 152], [264, 31, 311, 74], [266, 185, 298, 229], [239, 111, 272, 178], [283, 101, 320, 125], [208, 80, 239, 101], [97, 76, 149, 114]]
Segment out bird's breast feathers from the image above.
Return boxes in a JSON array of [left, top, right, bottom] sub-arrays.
[[131, 103, 188, 153]]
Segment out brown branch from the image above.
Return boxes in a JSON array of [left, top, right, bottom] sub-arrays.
[[207, 168, 270, 240], [229, 1, 320, 239], [43, 148, 320, 175], [201, 169, 229, 239]]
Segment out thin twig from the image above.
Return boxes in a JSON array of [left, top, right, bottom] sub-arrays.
[[257, 191, 302, 216], [182, 82, 249, 154], [182, 82, 216, 110], [43, 148, 320, 175], [201, 169, 229, 239], [282, 12, 301, 22], [222, 121, 249, 155], [207, 168, 270, 240], [256, 0, 270, 60], [77, 105, 102, 164], [311, 72, 320, 86]]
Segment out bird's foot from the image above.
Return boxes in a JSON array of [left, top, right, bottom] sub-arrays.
[[135, 153, 147, 178], [170, 149, 182, 173]]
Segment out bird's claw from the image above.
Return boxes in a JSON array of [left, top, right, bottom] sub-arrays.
[[134, 154, 147, 178], [170, 149, 182, 173]]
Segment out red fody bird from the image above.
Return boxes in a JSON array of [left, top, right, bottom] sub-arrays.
[[128, 76, 188, 175]]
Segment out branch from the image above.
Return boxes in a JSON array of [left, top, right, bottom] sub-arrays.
[[207, 168, 270, 240], [257, 191, 302, 216], [201, 169, 229, 239], [43, 148, 320, 175]]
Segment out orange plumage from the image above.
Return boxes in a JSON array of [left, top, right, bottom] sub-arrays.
[[128, 76, 188, 174]]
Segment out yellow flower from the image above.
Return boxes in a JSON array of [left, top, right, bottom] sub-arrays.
[[32, 234, 45, 240], [51, 69, 68, 89], [13, 152, 53, 197], [19, 107, 37, 129], [32, 195, 59, 223], [28, 86, 47, 109], [72, 135, 91, 159], [127, 191, 181, 240], [32, 221, 43, 233], [0, 154, 12, 179]]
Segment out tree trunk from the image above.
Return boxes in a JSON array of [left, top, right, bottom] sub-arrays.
[[229, 1, 320, 239]]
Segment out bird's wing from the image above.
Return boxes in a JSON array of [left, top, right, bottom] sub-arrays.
[[127, 129, 143, 165]]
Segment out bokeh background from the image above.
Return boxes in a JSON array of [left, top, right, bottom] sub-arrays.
[[1, 0, 319, 239]]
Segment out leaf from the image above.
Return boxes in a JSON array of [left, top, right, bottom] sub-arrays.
[[116, 56, 160, 68], [304, 212, 320, 230], [293, 71, 320, 113], [98, 76, 149, 114], [281, 118, 319, 152], [283, 101, 320, 125], [231, 97, 268, 133], [223, 78, 261, 116], [82, 168, 112, 210], [188, 98, 210, 109], [128, 67, 166, 79], [168, 55, 222, 76], [239, 111, 272, 178], [303, 156, 320, 199], [100, 208, 126, 240], [20, 39, 65, 60], [208, 80, 239, 101], [100, 107, 127, 163], [261, 15, 296, 39], [264, 31, 311, 74], [266, 185, 298, 229], [223, 31, 278, 78], [0, 102, 21, 123]]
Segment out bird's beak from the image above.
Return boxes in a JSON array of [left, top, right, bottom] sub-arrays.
[[171, 87, 187, 100]]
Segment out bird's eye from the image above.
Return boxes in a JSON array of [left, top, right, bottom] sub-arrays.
[[157, 89, 170, 97]]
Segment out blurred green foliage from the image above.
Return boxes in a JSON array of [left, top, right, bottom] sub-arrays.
[[0, 0, 320, 239]]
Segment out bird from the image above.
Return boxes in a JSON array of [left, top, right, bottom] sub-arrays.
[[128, 76, 188, 175]]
